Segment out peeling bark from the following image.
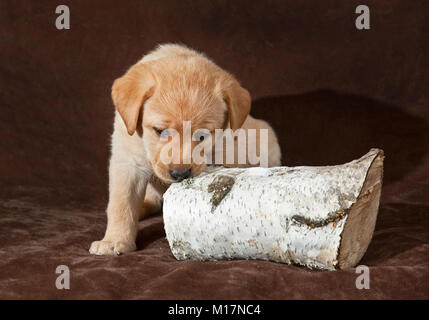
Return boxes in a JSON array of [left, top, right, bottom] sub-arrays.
[[163, 149, 384, 270]]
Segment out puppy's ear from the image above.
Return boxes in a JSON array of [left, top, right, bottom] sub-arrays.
[[112, 63, 155, 136], [222, 80, 251, 130]]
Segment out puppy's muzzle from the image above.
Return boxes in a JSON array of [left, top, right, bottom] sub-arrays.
[[169, 167, 192, 181]]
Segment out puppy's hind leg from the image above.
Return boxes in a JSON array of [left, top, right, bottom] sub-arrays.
[[139, 182, 164, 220], [89, 159, 148, 256]]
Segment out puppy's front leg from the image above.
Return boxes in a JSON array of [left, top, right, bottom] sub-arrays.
[[89, 159, 148, 256]]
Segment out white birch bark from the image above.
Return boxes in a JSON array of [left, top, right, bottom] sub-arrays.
[[163, 148, 384, 270]]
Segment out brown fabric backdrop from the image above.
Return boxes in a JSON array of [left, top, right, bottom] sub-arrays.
[[0, 0, 428, 299]]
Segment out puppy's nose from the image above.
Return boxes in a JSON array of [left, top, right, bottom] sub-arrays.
[[169, 167, 192, 181]]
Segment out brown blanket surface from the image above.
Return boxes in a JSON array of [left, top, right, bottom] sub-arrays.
[[0, 0, 428, 299]]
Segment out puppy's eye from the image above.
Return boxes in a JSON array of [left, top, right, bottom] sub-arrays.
[[153, 127, 164, 135], [194, 131, 210, 142], [153, 127, 171, 139]]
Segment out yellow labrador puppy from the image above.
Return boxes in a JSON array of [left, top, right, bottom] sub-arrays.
[[89, 44, 281, 255]]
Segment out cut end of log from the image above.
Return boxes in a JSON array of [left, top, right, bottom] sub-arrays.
[[337, 149, 384, 269]]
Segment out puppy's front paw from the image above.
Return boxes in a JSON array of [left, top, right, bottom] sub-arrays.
[[89, 240, 136, 256]]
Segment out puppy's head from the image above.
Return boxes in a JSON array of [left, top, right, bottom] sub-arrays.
[[112, 55, 251, 183]]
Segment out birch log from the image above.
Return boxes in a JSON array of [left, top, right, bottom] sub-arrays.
[[163, 148, 384, 270]]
